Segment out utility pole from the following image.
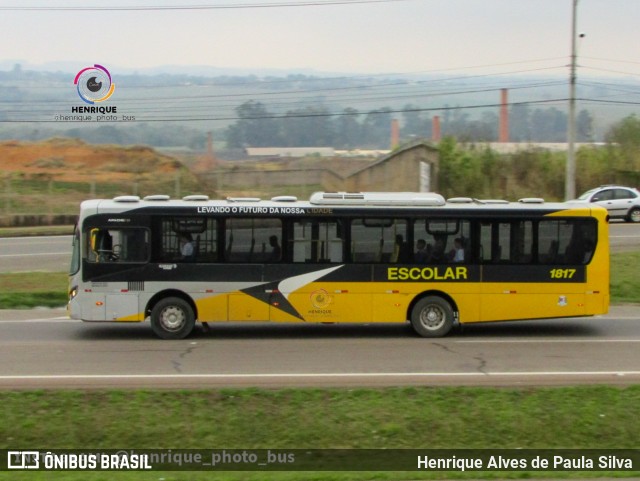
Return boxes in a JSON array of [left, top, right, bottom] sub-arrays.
[[565, 0, 578, 200]]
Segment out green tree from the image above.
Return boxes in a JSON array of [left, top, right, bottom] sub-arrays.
[[361, 108, 393, 148], [530, 108, 566, 142], [509, 104, 531, 141], [226, 101, 282, 148], [604, 115, 640, 183], [401, 104, 426, 139], [437, 137, 483, 197], [576, 109, 594, 141], [280, 106, 333, 146], [334, 108, 363, 149]]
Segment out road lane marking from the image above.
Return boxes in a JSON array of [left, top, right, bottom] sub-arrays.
[[455, 339, 640, 343], [0, 318, 71, 323], [0, 252, 68, 257], [0, 236, 72, 242], [1, 371, 640, 381]]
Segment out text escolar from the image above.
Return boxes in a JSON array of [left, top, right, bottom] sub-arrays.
[[388, 266, 468, 281]]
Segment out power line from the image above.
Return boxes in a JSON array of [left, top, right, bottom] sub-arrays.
[[0, 80, 571, 119], [580, 65, 640, 79], [1, 97, 574, 123], [0, 0, 413, 11], [581, 56, 640, 67]]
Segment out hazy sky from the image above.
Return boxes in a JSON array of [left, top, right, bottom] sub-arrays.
[[1, 0, 639, 78]]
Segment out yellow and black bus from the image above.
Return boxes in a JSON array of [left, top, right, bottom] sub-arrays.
[[68, 191, 609, 339]]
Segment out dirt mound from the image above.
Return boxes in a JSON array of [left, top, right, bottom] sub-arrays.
[[0, 138, 187, 183]]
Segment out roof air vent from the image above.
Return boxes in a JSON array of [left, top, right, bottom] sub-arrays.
[[310, 191, 445, 206], [182, 195, 210, 201], [227, 197, 261, 202], [271, 196, 298, 202], [113, 195, 140, 203], [143, 195, 170, 201]]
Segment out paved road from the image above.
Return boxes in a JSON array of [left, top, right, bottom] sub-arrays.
[[609, 221, 640, 251], [0, 235, 71, 272], [0, 306, 638, 389]]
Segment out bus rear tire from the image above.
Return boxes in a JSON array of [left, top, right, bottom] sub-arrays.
[[151, 297, 195, 340], [410, 296, 454, 338]]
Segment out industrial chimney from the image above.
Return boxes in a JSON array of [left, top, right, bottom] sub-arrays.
[[499, 89, 509, 143], [432, 116, 441, 142], [391, 118, 400, 149]]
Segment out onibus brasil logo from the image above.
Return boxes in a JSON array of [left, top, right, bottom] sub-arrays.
[[74, 64, 115, 104]]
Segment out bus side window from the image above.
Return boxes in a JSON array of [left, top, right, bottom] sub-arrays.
[[157, 217, 216, 263], [479, 222, 510, 264], [224, 218, 281, 263], [421, 219, 470, 264], [292, 220, 343, 263], [350, 218, 406, 264], [538, 219, 596, 265], [86, 228, 149, 263]]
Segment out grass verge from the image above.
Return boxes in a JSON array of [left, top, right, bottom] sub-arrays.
[[0, 272, 68, 308], [610, 250, 640, 303], [1, 251, 639, 309], [0, 386, 639, 480]]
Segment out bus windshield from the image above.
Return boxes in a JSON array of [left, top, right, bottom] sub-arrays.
[[69, 225, 81, 275]]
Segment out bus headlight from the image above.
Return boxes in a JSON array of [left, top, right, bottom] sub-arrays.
[[69, 286, 78, 301]]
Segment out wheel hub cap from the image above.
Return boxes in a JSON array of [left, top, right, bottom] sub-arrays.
[[162, 307, 185, 331]]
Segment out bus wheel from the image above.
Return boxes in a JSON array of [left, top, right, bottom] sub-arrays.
[[410, 296, 454, 338], [151, 297, 195, 340]]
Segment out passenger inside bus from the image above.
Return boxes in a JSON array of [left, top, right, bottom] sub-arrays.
[[449, 237, 465, 263], [179, 233, 195, 261], [266, 235, 281, 262], [414, 239, 429, 263], [429, 238, 447, 263]]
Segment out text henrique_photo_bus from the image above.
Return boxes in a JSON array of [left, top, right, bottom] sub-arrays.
[[68, 191, 610, 339]]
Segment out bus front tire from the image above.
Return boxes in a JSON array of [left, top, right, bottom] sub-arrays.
[[151, 297, 195, 340], [410, 296, 454, 338]]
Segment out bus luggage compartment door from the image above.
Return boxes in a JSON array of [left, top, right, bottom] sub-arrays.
[[82, 293, 106, 321], [106, 294, 142, 321]]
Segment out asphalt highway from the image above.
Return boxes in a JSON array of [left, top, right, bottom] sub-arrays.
[[0, 306, 639, 389]]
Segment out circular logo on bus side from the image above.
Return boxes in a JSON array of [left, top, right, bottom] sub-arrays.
[[310, 289, 332, 309]]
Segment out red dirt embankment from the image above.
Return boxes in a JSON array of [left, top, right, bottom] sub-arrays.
[[0, 138, 188, 183]]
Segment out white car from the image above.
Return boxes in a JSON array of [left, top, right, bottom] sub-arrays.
[[576, 185, 640, 223]]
